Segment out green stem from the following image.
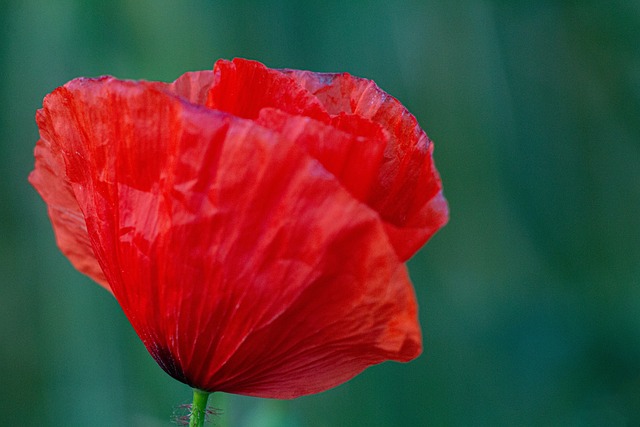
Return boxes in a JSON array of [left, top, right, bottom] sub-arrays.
[[189, 389, 211, 427]]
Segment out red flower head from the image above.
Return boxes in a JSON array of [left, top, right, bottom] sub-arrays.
[[29, 58, 448, 398]]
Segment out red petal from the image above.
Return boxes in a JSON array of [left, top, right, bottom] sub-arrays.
[[30, 92, 111, 291], [33, 77, 421, 398], [168, 70, 214, 105], [256, 108, 387, 202], [283, 70, 449, 260], [206, 58, 330, 122], [211, 260, 420, 398]]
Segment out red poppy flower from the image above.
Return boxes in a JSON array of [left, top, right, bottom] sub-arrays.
[[29, 58, 448, 398]]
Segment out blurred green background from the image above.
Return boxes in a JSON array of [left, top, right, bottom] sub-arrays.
[[1, 1, 639, 426]]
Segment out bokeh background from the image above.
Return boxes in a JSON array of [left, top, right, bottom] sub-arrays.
[[1, 1, 639, 426]]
